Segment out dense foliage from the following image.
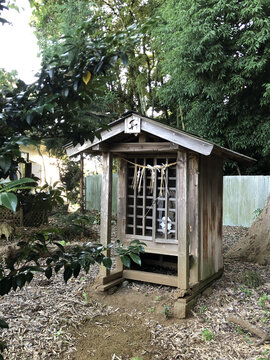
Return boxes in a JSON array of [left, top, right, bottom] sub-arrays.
[[28, 0, 270, 174], [153, 0, 270, 174], [0, 0, 135, 180], [30, 0, 164, 117]]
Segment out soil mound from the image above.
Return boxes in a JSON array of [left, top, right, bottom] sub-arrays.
[[226, 194, 270, 265]]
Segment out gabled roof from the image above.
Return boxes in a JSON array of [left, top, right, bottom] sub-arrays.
[[66, 111, 256, 163]]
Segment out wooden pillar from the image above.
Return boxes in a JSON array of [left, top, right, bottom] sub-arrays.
[[100, 152, 112, 277], [116, 158, 127, 271], [79, 152, 85, 213], [177, 150, 189, 290], [188, 154, 200, 286]]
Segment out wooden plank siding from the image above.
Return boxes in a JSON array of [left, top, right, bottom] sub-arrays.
[[200, 155, 223, 281]]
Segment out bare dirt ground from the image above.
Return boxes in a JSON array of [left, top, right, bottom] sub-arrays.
[[1, 226, 270, 360]]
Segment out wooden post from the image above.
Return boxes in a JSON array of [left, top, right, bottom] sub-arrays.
[[177, 150, 189, 290], [116, 158, 127, 272], [100, 152, 112, 278], [188, 154, 200, 286], [79, 152, 85, 213]]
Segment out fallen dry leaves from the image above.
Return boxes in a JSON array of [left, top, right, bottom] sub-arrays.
[[0, 226, 269, 360]]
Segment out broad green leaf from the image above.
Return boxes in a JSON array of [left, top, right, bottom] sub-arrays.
[[0, 157, 11, 174], [0, 319, 8, 329], [26, 114, 32, 125], [54, 242, 65, 252], [63, 265, 72, 283], [120, 255, 131, 268], [102, 257, 112, 269], [129, 253, 141, 266], [0, 192, 17, 212], [0, 278, 12, 296], [55, 263, 63, 273], [45, 267, 53, 279], [73, 263, 81, 278], [0, 178, 36, 192], [16, 274, 26, 289], [26, 272, 34, 284]]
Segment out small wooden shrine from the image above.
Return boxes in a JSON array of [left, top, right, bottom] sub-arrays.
[[66, 111, 255, 317]]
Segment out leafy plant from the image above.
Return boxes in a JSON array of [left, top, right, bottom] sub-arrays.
[[162, 305, 172, 319], [56, 328, 63, 338], [239, 270, 263, 288], [0, 225, 146, 358], [82, 292, 88, 304], [240, 286, 252, 297], [258, 294, 269, 323], [114, 239, 146, 268], [202, 329, 214, 342], [245, 332, 252, 344], [253, 208, 263, 220], [0, 178, 37, 212], [52, 211, 101, 239], [59, 159, 81, 205], [236, 326, 244, 335], [199, 305, 208, 314], [257, 349, 270, 360], [258, 294, 269, 309]]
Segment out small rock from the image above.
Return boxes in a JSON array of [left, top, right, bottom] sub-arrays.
[[121, 280, 129, 288]]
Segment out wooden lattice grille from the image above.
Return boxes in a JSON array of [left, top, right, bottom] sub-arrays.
[[0, 208, 22, 226], [0, 208, 48, 227], [126, 157, 177, 243]]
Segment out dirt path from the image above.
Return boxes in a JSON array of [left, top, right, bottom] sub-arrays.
[[1, 226, 270, 360], [73, 284, 177, 360]]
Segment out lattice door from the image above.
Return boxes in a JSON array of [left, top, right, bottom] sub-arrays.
[[126, 157, 177, 243]]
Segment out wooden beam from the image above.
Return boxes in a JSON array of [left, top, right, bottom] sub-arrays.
[[100, 152, 112, 277], [100, 277, 124, 291], [177, 150, 189, 290], [109, 142, 178, 153], [91, 143, 109, 152], [125, 235, 179, 255], [102, 270, 123, 285], [176, 268, 223, 303], [123, 270, 178, 287]]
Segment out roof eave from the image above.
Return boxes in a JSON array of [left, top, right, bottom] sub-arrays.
[[212, 145, 256, 163]]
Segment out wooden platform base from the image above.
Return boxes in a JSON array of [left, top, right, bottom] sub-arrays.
[[123, 269, 178, 287], [174, 268, 224, 318], [97, 268, 224, 319]]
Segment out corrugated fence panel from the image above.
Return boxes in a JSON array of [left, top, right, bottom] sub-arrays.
[[223, 176, 270, 227], [85, 174, 118, 214], [86, 175, 270, 226]]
